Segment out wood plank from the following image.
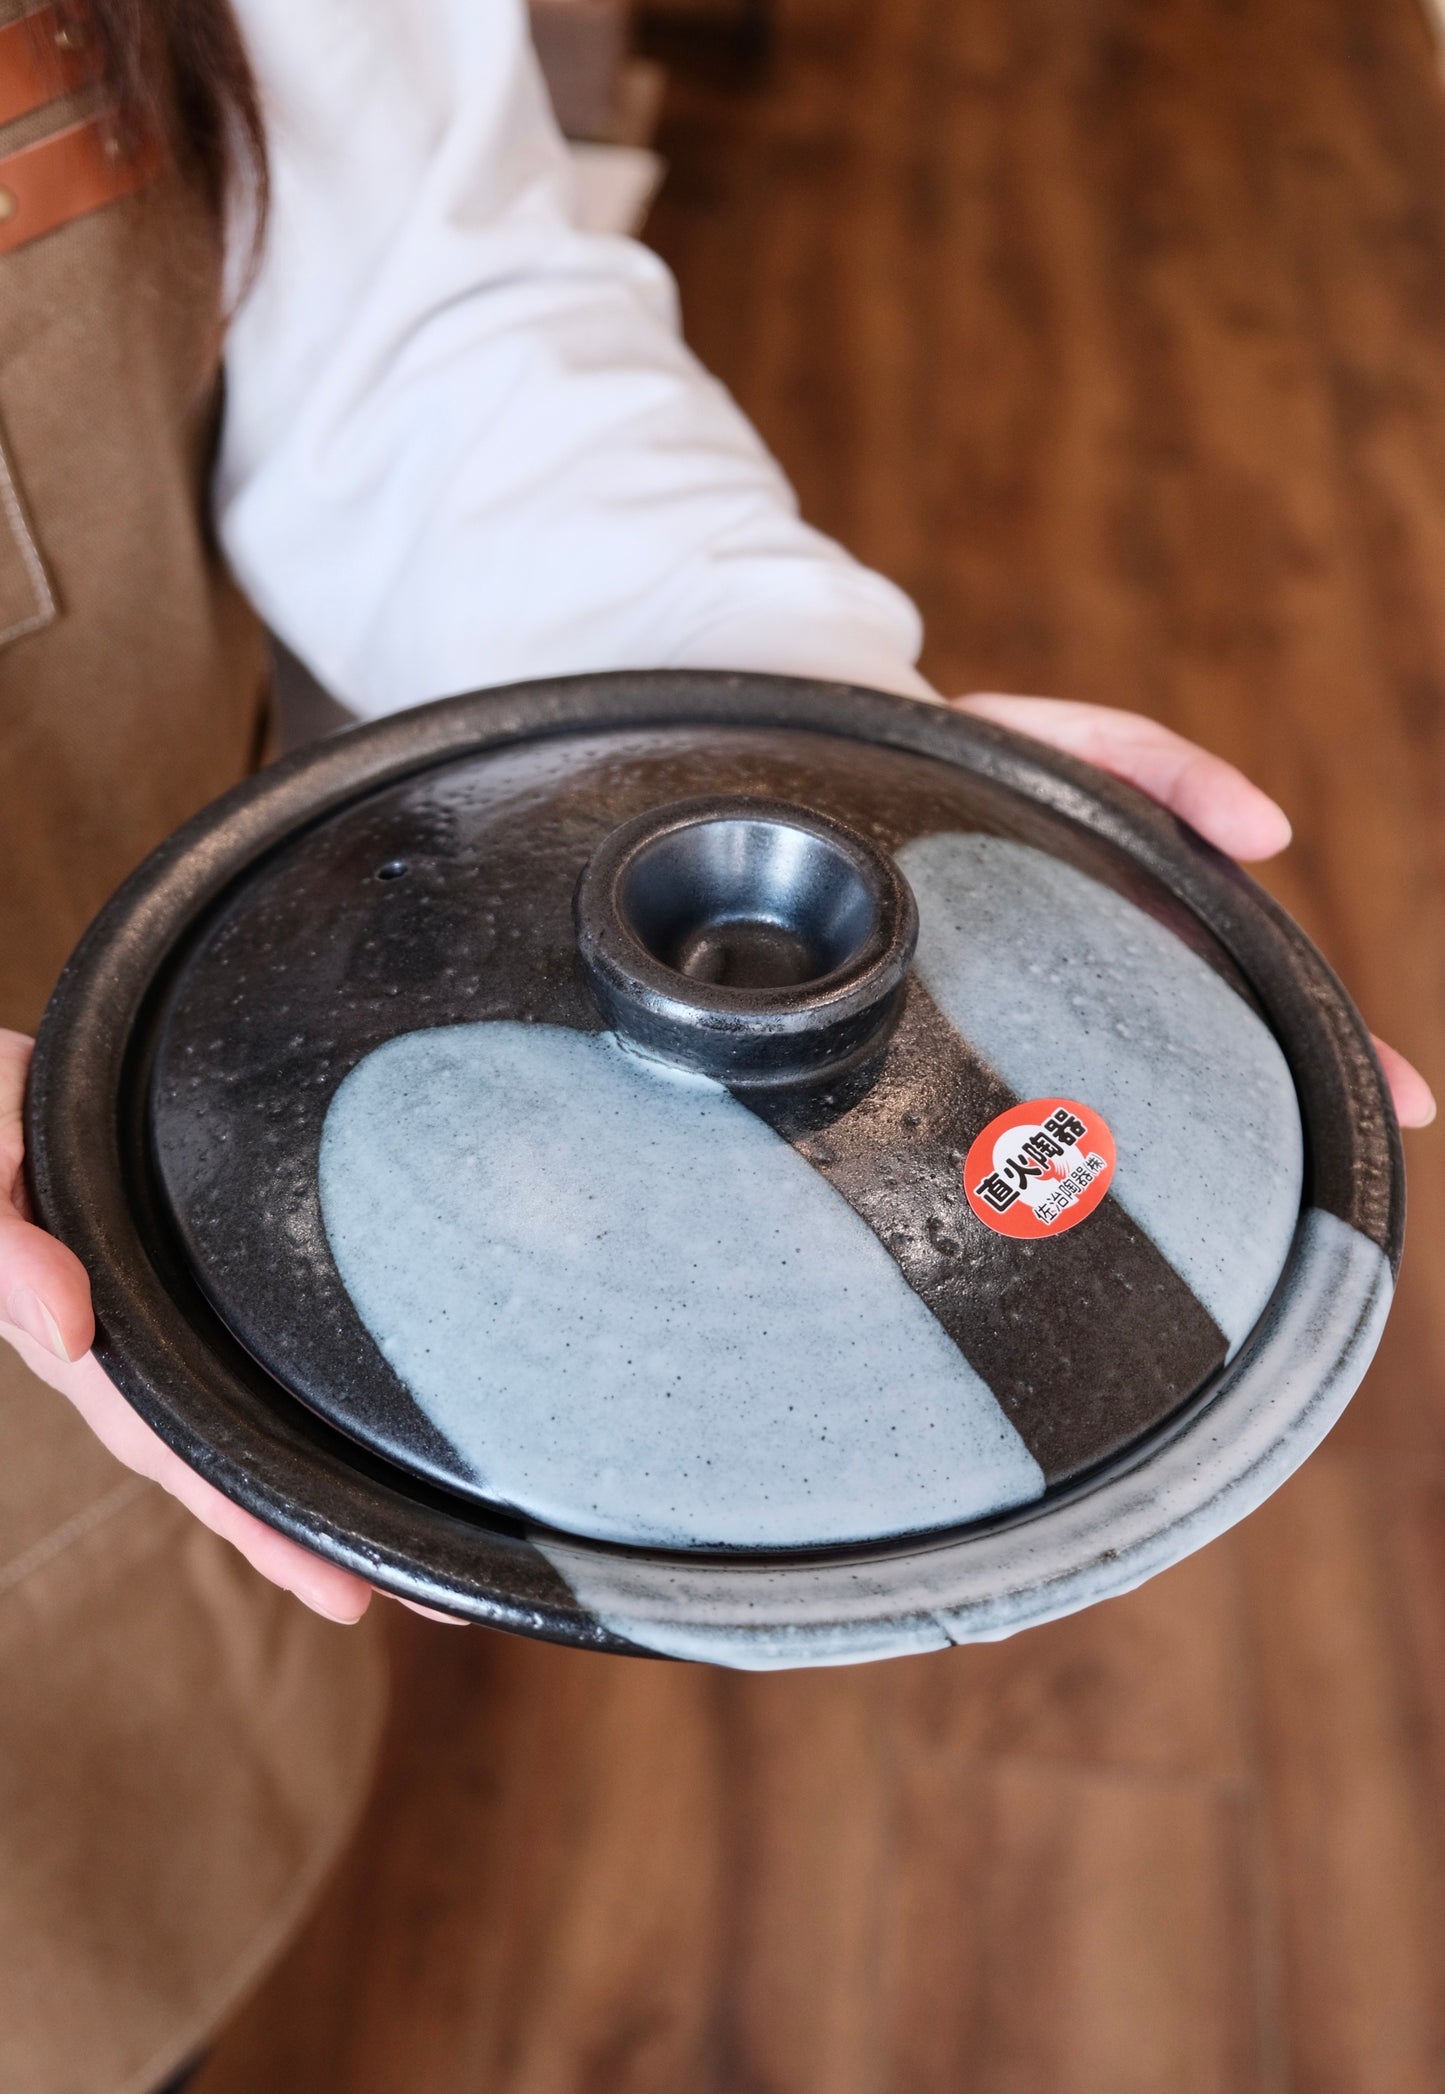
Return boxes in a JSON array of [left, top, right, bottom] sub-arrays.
[[872, 1641, 1264, 2094], [196, 0, 1445, 2085], [194, 1627, 733, 2094], [928, 1545, 1252, 1784], [1264, 0, 1445, 1459], [1243, 1453, 1445, 2093], [968, 1761, 1269, 2094]]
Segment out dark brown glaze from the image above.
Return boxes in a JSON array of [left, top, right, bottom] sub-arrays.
[[750, 981, 1228, 1483], [148, 723, 1242, 1518], [24, 671, 1401, 1622]]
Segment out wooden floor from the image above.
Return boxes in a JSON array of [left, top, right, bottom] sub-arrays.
[[196, 2, 1445, 2087]]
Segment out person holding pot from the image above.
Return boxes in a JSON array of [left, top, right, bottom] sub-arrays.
[[0, 0, 1432, 2088]]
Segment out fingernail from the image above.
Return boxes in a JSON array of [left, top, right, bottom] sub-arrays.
[[5, 1285, 70, 1362], [395, 1596, 469, 1625], [296, 1589, 366, 1625]]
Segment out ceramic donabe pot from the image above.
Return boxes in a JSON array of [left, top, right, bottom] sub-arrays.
[[26, 673, 1403, 1667]]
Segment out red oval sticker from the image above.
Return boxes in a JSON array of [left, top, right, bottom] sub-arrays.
[[963, 1097, 1116, 1240]]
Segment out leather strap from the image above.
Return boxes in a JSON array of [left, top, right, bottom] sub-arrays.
[[0, 4, 102, 127], [0, 109, 162, 254]]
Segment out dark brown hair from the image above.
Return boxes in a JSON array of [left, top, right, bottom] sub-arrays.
[[84, 0, 267, 227]]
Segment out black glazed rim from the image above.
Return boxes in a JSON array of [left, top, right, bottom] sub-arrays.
[[25, 671, 1405, 1647]]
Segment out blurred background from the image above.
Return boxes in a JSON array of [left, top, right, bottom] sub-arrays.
[[210, 0, 1445, 2086]]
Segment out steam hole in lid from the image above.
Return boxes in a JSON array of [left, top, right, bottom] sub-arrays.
[[672, 918, 820, 989], [618, 817, 878, 992]]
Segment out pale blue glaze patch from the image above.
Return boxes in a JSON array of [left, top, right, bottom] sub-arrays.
[[544, 1209, 1390, 1667], [318, 1023, 1045, 1549], [896, 834, 1303, 1348]]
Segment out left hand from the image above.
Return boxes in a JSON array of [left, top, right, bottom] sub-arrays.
[[954, 693, 1436, 1129], [0, 1030, 375, 1624]]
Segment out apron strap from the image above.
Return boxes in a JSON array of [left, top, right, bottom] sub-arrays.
[[0, 108, 162, 254], [0, 4, 102, 128]]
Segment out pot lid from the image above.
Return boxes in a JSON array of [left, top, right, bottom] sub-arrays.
[[27, 673, 1403, 1663]]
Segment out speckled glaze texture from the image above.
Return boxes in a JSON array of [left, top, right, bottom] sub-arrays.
[[144, 723, 1270, 1508], [319, 1023, 1044, 1548], [898, 834, 1304, 1349], [22, 673, 1404, 1666], [539, 1208, 1391, 1666]]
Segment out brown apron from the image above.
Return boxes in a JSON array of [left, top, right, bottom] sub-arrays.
[[0, 11, 387, 2089]]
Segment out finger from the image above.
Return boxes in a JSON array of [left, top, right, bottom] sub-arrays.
[[149, 1432, 374, 1623], [0, 1206, 95, 1364], [955, 694, 1294, 862], [0, 1030, 34, 1215], [0, 1033, 95, 1363], [392, 1595, 469, 1625], [1373, 1036, 1437, 1129], [4, 1336, 372, 1623], [3, 1037, 369, 1620]]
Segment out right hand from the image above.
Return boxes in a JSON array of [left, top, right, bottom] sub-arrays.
[[0, 1028, 372, 1624], [954, 695, 1436, 1125]]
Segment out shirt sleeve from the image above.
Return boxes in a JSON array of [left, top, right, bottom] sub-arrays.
[[217, 0, 932, 719]]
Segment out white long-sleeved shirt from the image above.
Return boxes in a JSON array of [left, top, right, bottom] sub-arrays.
[[218, 0, 931, 717]]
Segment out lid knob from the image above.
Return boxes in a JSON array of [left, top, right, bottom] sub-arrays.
[[574, 795, 918, 1089]]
